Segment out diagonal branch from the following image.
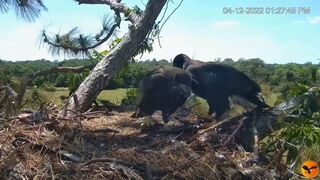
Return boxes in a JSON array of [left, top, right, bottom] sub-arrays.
[[61, 0, 167, 115], [75, 0, 140, 24]]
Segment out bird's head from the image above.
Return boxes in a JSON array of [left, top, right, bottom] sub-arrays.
[[173, 54, 191, 70]]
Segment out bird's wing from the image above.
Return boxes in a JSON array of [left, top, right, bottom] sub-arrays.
[[136, 72, 167, 105], [303, 165, 310, 170]]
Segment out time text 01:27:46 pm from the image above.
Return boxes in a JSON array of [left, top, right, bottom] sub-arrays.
[[223, 7, 310, 15]]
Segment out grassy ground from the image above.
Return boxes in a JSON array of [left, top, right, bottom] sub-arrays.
[[23, 86, 280, 113], [23, 87, 130, 108], [97, 88, 129, 105]]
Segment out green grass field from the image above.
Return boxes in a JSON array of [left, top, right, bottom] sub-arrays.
[[23, 86, 280, 111], [23, 87, 130, 108]]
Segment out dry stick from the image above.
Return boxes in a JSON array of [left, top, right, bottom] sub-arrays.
[[76, 0, 140, 24], [0, 118, 6, 121], [65, 110, 106, 122], [222, 118, 245, 146], [0, 86, 18, 97], [48, 161, 56, 180], [62, 95, 70, 117], [267, 140, 286, 168], [198, 116, 248, 135], [64, 109, 87, 119], [283, 138, 306, 179], [83, 111, 107, 115], [73, 94, 83, 131], [81, 157, 166, 174], [86, 128, 119, 134], [161, 156, 202, 179]]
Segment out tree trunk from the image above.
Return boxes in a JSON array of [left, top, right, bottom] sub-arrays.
[[60, 0, 167, 116]]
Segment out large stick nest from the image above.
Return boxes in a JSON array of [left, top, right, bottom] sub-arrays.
[[0, 104, 286, 179]]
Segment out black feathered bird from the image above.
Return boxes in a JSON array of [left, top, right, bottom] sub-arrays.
[[131, 66, 192, 125], [173, 53, 269, 120]]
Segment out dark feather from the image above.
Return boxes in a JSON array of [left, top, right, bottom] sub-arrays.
[[173, 54, 269, 120], [133, 67, 192, 123]]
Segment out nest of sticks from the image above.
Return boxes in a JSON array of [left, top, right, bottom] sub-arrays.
[[0, 103, 287, 179]]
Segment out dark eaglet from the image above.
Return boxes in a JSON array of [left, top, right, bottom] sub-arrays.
[[172, 53, 269, 121], [131, 66, 192, 127]]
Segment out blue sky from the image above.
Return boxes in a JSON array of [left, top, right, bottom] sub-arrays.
[[0, 0, 319, 63]]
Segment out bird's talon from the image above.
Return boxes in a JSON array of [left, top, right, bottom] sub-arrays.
[[165, 119, 184, 127], [140, 116, 157, 128]]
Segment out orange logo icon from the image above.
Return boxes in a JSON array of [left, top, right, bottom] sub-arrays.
[[301, 161, 319, 178]]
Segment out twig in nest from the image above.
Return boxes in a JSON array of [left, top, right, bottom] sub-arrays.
[[83, 111, 108, 116], [81, 157, 167, 175], [222, 117, 245, 146], [159, 124, 194, 133], [161, 156, 201, 179], [198, 116, 248, 135], [0, 144, 29, 177], [73, 94, 83, 131], [134, 139, 168, 151], [48, 161, 56, 180], [284, 138, 305, 179], [0, 117, 7, 121], [86, 128, 119, 134]]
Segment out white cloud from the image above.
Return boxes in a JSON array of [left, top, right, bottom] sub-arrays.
[[307, 16, 320, 25], [213, 20, 240, 29]]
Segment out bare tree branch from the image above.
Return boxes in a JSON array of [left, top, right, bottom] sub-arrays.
[[0, 86, 18, 99], [15, 64, 95, 107], [28, 65, 94, 78], [75, 0, 140, 24]]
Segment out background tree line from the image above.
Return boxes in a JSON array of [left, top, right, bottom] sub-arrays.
[[1, 57, 319, 100]]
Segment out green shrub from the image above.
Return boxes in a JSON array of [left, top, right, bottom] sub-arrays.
[[261, 87, 320, 165]]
